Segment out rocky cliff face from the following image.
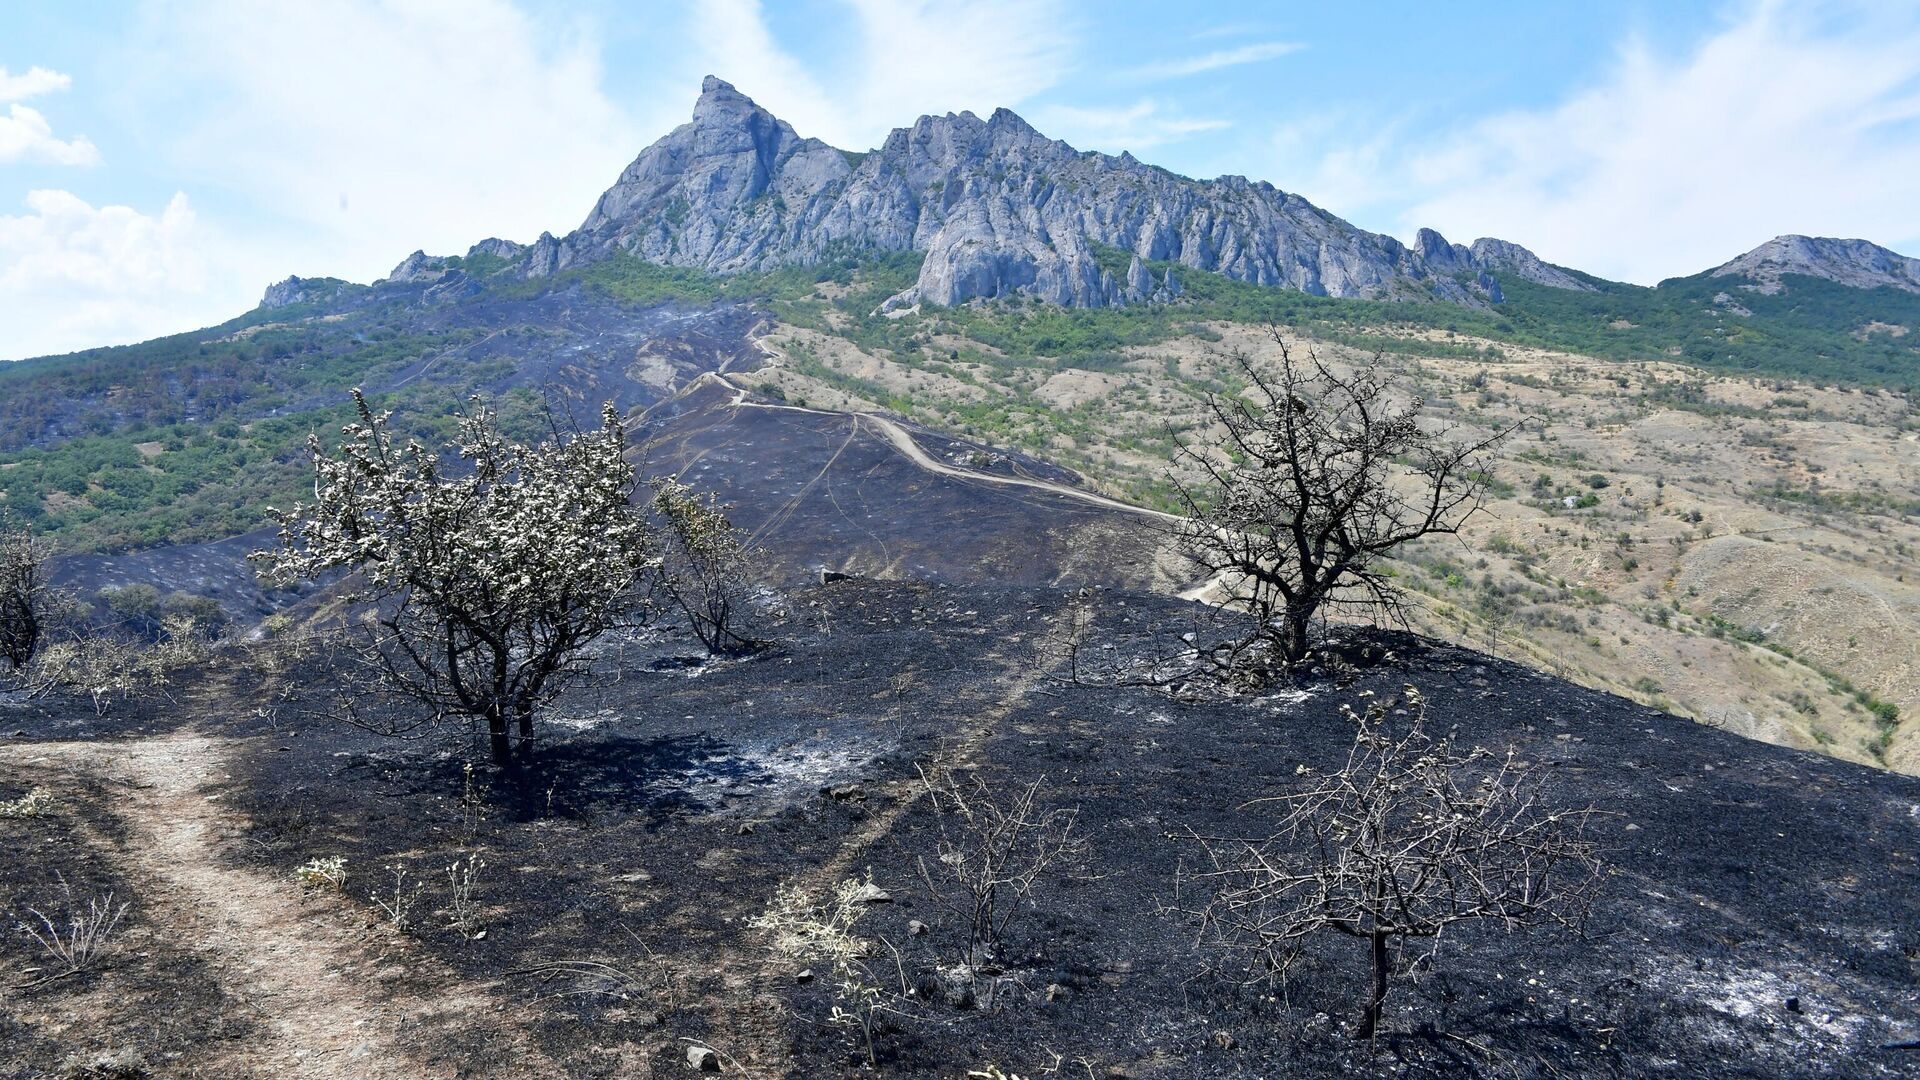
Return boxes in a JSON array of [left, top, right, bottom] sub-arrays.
[[1710, 234, 1920, 295], [523, 77, 1577, 310], [258, 275, 359, 310]]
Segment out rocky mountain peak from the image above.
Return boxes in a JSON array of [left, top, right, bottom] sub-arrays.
[[690, 75, 764, 126], [1710, 234, 1920, 295], [509, 78, 1597, 311]]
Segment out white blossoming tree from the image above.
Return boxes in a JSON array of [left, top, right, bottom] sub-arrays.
[[258, 391, 658, 768]]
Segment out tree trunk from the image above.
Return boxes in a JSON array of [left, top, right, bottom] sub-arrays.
[[1281, 601, 1314, 664], [514, 705, 536, 761], [486, 708, 511, 768], [1359, 929, 1390, 1039]]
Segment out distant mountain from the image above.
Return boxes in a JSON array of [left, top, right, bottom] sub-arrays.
[[257, 79, 1920, 325], [1708, 234, 1920, 296], [441, 76, 1579, 311]]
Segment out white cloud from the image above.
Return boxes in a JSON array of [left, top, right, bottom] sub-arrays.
[[0, 66, 73, 102], [0, 190, 219, 360], [683, 0, 1075, 149], [1265, 110, 1409, 208], [1034, 99, 1230, 154], [0, 66, 98, 166], [1132, 40, 1303, 81], [139, 0, 644, 285], [0, 103, 101, 165], [1305, 2, 1920, 282]]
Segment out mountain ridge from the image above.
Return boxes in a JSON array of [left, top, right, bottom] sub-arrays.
[[255, 77, 1919, 321], [354, 76, 1588, 312]]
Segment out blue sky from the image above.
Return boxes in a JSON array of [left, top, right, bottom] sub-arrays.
[[4, 0, 1919, 360]]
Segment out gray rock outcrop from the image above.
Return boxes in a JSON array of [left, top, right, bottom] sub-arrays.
[[1709, 235, 1920, 295], [527, 77, 1578, 310], [259, 275, 354, 309], [1467, 238, 1595, 292]]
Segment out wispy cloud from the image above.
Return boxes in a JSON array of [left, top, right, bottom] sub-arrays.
[[0, 65, 72, 102], [144, 0, 640, 278], [1286, 2, 1920, 281], [0, 104, 101, 165], [1035, 99, 1230, 153], [1132, 40, 1302, 80]]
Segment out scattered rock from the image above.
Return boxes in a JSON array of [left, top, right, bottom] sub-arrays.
[[906, 919, 929, 937], [933, 965, 977, 1008], [1045, 982, 1070, 1003], [795, 968, 813, 984], [686, 1044, 721, 1072], [848, 881, 891, 904]]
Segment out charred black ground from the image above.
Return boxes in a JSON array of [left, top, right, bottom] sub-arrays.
[[4, 579, 1917, 1079]]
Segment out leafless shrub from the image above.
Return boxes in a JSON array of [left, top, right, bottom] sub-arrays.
[[24, 626, 205, 717], [0, 510, 50, 672], [650, 477, 766, 655], [18, 889, 127, 981], [371, 863, 423, 933], [444, 853, 485, 940], [1185, 685, 1604, 1038], [916, 766, 1083, 964]]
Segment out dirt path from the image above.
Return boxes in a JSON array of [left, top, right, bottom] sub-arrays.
[[2, 730, 547, 1080], [691, 369, 1188, 526]]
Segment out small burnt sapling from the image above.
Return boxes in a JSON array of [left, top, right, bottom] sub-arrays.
[[257, 392, 658, 768], [0, 510, 49, 671], [649, 477, 764, 655], [1188, 686, 1604, 1038], [915, 766, 1083, 965], [1174, 334, 1519, 672]]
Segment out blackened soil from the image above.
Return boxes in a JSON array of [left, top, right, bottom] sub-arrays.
[[4, 580, 1919, 1078]]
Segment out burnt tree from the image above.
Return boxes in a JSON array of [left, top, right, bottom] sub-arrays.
[[1176, 334, 1518, 666], [0, 512, 48, 671]]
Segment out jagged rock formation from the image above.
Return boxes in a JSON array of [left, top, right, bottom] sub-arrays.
[[259, 275, 356, 309], [1463, 236, 1595, 292], [381, 238, 528, 285], [1710, 234, 1920, 295], [516, 76, 1570, 310]]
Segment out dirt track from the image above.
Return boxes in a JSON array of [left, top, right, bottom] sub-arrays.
[[2, 731, 549, 1079]]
